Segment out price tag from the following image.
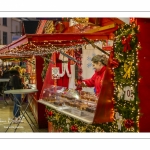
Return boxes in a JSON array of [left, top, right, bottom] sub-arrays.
[[123, 86, 134, 101]]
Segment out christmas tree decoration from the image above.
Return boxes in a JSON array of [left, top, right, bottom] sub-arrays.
[[70, 125, 78, 132], [115, 112, 123, 131], [117, 86, 124, 100], [122, 35, 132, 52], [124, 119, 134, 129], [41, 53, 52, 81], [113, 21, 140, 132], [123, 62, 133, 79], [48, 111, 54, 116]]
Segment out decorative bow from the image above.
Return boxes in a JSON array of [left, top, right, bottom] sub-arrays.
[[78, 126, 87, 132], [55, 113, 60, 121], [123, 62, 133, 79], [122, 35, 132, 52]]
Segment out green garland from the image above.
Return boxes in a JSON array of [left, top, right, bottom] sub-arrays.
[[45, 107, 114, 132], [113, 22, 140, 132], [2, 58, 29, 62], [41, 54, 52, 81], [45, 22, 140, 132]]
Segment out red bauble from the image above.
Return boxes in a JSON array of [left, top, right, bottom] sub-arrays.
[[124, 119, 134, 128], [48, 111, 53, 116], [71, 125, 78, 132]]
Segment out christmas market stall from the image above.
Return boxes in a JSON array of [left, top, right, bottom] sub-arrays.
[[0, 22, 118, 130], [0, 18, 149, 132], [0, 37, 45, 128], [33, 18, 122, 132], [38, 18, 146, 132]]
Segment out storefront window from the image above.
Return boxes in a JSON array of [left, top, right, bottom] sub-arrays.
[[3, 18, 7, 26], [3, 32, 7, 45]]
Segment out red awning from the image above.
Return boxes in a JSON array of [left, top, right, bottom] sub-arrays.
[[0, 25, 117, 57]]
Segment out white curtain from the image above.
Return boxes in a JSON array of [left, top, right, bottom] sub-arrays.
[[68, 64, 76, 89]]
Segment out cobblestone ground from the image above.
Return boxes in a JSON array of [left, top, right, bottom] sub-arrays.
[[0, 97, 48, 132]]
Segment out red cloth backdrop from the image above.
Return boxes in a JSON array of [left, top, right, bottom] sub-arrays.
[[55, 52, 71, 88], [136, 18, 150, 132], [39, 53, 55, 99], [40, 52, 71, 99]]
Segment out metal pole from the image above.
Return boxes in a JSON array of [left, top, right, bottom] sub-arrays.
[[82, 37, 110, 56]]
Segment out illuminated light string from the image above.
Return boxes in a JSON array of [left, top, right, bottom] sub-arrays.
[[112, 22, 140, 132], [0, 40, 107, 57]]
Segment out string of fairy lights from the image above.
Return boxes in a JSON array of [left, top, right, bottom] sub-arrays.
[[112, 22, 141, 132], [0, 40, 108, 57]]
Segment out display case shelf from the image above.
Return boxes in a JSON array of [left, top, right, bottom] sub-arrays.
[[38, 100, 93, 124], [39, 85, 98, 124]]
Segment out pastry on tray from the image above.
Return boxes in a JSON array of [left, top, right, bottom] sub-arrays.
[[43, 97, 49, 101], [49, 99, 56, 103], [78, 103, 88, 110], [65, 101, 71, 106], [54, 100, 64, 106], [86, 106, 96, 113]]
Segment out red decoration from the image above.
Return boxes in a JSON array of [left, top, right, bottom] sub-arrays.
[[124, 119, 134, 129], [48, 111, 54, 116], [45, 109, 50, 117], [70, 125, 78, 132], [45, 109, 48, 113], [109, 51, 119, 68], [109, 33, 115, 40], [75, 48, 82, 91], [110, 59, 119, 68], [36, 20, 47, 34], [122, 35, 132, 52], [130, 18, 135, 24]]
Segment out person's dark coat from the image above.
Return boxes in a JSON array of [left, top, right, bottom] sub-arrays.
[[2, 70, 10, 78], [9, 70, 23, 89]]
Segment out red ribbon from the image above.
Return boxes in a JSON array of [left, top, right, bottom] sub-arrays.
[[122, 35, 132, 52], [111, 59, 119, 69], [109, 52, 119, 69]]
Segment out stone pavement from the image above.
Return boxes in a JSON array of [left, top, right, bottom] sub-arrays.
[[0, 96, 48, 132]]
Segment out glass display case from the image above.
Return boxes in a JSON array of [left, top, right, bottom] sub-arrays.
[[40, 85, 99, 124]]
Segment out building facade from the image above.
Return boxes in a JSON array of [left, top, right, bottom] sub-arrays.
[[0, 18, 22, 45]]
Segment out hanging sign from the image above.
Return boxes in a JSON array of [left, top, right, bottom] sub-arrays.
[[123, 86, 134, 101], [52, 67, 60, 79]]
